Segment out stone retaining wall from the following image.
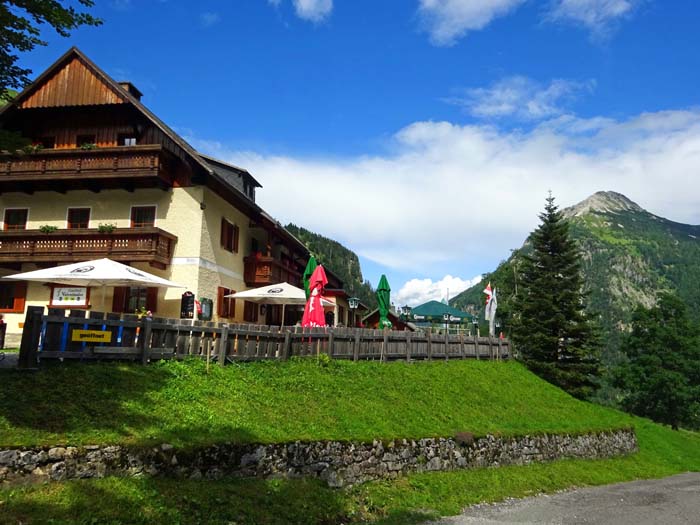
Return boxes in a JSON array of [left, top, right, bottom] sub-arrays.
[[0, 429, 637, 488]]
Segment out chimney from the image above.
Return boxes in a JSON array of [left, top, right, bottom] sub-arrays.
[[118, 81, 143, 101]]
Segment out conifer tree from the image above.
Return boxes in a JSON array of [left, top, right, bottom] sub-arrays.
[[512, 194, 600, 398]]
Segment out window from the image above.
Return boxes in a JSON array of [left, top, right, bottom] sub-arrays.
[[117, 134, 137, 146], [112, 286, 157, 313], [76, 134, 96, 147], [131, 206, 156, 228], [243, 301, 258, 323], [217, 287, 236, 319], [220, 218, 239, 253], [67, 208, 90, 229], [34, 136, 55, 149], [3, 209, 28, 231], [0, 281, 27, 313]]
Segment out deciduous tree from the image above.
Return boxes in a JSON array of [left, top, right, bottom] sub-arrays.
[[0, 0, 101, 100], [614, 293, 700, 430]]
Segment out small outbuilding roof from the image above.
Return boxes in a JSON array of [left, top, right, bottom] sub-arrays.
[[410, 300, 474, 323]]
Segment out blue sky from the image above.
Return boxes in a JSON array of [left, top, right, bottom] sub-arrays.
[[17, 0, 700, 305]]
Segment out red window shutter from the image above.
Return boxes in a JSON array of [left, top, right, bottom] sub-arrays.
[[146, 287, 158, 312], [233, 225, 239, 253], [13, 281, 27, 313], [220, 218, 226, 247], [217, 286, 226, 317], [112, 286, 127, 313]]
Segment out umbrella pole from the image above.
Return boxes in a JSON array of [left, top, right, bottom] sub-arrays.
[[281, 304, 286, 328]]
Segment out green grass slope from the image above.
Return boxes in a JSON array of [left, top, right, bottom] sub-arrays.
[[0, 359, 698, 524], [0, 359, 630, 448]]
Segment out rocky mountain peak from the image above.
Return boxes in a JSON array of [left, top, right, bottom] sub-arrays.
[[563, 191, 644, 218]]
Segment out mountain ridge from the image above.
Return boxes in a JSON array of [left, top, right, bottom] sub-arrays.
[[451, 190, 700, 364]]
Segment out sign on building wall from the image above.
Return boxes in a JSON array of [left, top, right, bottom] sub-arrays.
[[50, 286, 89, 307]]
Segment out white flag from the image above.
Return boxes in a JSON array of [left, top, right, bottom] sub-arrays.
[[486, 288, 498, 336]]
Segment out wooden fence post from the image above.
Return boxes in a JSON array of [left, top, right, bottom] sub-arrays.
[[444, 330, 449, 361], [219, 323, 229, 367], [406, 331, 412, 362], [328, 328, 334, 358], [18, 306, 43, 369], [353, 330, 360, 362], [427, 328, 432, 361], [140, 317, 152, 365], [474, 334, 480, 360], [381, 329, 389, 362], [281, 330, 291, 360]]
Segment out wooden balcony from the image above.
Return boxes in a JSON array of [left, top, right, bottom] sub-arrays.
[[244, 255, 302, 287], [0, 227, 177, 268], [0, 145, 168, 192]]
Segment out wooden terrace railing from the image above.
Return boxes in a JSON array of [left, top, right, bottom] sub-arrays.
[[0, 145, 166, 182], [16, 307, 510, 368], [0, 227, 177, 266], [244, 255, 303, 287]]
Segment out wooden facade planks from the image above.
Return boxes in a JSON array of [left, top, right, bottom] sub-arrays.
[[20, 57, 126, 109]]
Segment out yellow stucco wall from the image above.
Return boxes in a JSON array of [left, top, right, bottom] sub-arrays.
[[196, 187, 267, 324], [0, 185, 313, 345], [0, 186, 242, 343]]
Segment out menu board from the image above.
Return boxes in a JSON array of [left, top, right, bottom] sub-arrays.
[[51, 286, 89, 307]]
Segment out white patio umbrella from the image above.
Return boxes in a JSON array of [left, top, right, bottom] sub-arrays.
[[3, 258, 185, 310], [226, 282, 332, 326]]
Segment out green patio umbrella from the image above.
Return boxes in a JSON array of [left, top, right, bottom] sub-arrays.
[[376, 274, 392, 329], [302, 256, 318, 299]]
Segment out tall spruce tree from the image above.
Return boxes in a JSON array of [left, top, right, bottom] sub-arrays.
[[512, 194, 600, 399]]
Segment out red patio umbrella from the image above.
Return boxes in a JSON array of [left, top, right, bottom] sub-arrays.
[[301, 265, 328, 327]]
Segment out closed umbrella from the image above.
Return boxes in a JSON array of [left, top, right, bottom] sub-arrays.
[[376, 274, 392, 329], [302, 256, 318, 300], [302, 265, 328, 327]]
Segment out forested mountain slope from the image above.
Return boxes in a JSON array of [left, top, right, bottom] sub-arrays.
[[451, 191, 700, 363], [285, 223, 376, 309]]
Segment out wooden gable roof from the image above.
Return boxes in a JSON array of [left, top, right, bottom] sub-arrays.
[[1, 47, 214, 177], [19, 54, 127, 108]]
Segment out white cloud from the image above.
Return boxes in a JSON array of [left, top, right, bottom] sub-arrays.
[[395, 275, 483, 307], [417, 0, 640, 45], [417, 0, 527, 46], [448, 76, 596, 120], [200, 12, 221, 27], [293, 0, 333, 22], [188, 108, 700, 286], [547, 0, 638, 34]]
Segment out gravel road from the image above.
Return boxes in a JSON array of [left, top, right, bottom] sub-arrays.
[[432, 472, 700, 524]]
